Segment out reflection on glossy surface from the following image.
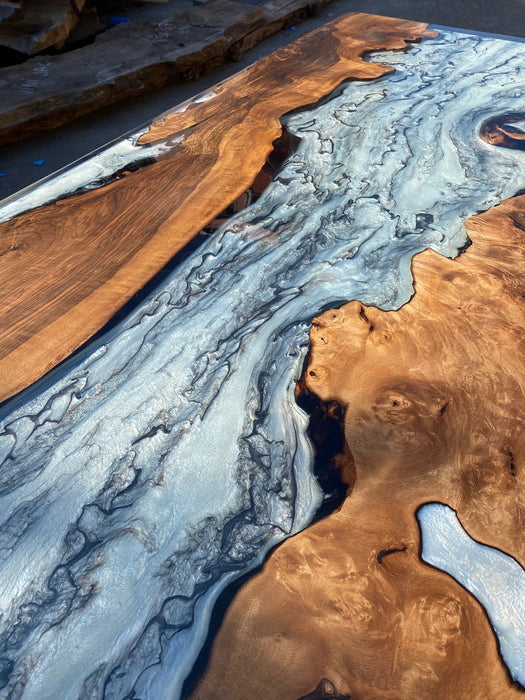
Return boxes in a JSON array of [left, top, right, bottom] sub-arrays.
[[191, 184, 525, 700], [418, 503, 525, 686], [0, 26, 525, 700]]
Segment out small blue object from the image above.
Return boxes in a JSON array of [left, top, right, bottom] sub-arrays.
[[33, 159, 45, 166], [0, 173, 6, 177], [289, 25, 296, 30], [111, 16, 130, 26]]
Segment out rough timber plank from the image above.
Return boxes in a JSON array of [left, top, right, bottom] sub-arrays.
[[0, 0, 328, 147], [0, 13, 434, 402], [0, 1, 21, 22], [0, 0, 87, 54]]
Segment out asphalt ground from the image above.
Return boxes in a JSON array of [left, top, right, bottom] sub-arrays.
[[1, 0, 525, 201]]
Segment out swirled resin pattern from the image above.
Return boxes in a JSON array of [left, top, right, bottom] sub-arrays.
[[0, 27, 524, 699]]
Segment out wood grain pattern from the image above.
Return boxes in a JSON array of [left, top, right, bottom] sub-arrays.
[[480, 113, 525, 150], [0, 0, 87, 54], [0, 13, 435, 403], [0, 0, 329, 147], [189, 195, 525, 699]]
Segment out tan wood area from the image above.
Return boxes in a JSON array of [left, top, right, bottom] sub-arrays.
[[0, 0, 330, 147], [190, 196, 525, 699], [0, 13, 434, 403]]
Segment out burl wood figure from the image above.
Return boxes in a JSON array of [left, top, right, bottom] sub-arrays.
[[0, 11, 524, 700], [190, 199, 525, 699]]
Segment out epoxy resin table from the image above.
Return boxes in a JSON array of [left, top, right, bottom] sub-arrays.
[[0, 13, 524, 700]]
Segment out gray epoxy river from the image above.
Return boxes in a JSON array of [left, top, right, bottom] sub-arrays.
[[0, 29, 524, 699]]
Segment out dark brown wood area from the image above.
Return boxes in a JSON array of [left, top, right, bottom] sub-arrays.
[[0, 13, 434, 402], [0, 0, 330, 147], [0, 0, 87, 55], [190, 196, 525, 699]]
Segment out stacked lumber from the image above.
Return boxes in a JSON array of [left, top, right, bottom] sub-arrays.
[[0, 0, 87, 54], [0, 0, 330, 146]]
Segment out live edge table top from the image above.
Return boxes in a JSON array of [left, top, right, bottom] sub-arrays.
[[0, 12, 524, 700]]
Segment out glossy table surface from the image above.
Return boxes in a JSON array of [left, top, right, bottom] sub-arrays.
[[0, 13, 524, 700]]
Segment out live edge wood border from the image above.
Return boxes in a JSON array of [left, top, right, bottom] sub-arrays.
[[0, 0, 330, 147], [0, 13, 435, 403]]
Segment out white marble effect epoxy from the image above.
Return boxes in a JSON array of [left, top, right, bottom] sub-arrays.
[[0, 129, 185, 223], [418, 503, 525, 685], [0, 29, 524, 700]]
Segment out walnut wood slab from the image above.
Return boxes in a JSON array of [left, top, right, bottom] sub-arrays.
[[190, 196, 525, 699], [0, 0, 330, 147], [0, 13, 434, 403]]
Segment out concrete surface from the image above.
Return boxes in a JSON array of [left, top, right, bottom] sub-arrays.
[[1, 0, 525, 201]]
